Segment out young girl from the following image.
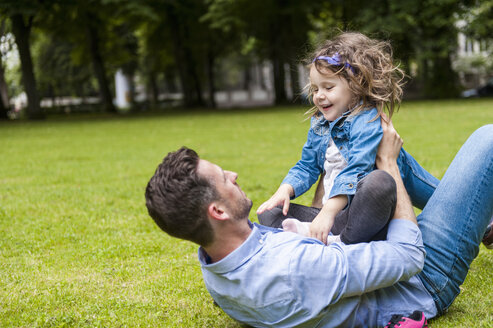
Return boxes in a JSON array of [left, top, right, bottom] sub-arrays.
[[256, 32, 439, 245]]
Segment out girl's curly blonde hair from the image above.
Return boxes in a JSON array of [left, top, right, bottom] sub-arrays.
[[306, 32, 406, 119]]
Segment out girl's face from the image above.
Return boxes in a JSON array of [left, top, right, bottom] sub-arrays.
[[309, 66, 354, 122]]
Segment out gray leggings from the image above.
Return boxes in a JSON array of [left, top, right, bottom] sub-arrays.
[[257, 170, 397, 244]]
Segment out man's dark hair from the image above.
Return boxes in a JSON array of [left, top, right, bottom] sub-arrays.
[[145, 147, 217, 246]]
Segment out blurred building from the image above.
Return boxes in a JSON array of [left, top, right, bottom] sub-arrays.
[[454, 20, 491, 89]]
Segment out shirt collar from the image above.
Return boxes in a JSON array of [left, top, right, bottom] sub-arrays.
[[198, 221, 272, 274]]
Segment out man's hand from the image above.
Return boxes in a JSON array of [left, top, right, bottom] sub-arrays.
[[376, 114, 403, 168], [376, 114, 417, 225]]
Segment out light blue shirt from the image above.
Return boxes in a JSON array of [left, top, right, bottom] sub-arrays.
[[199, 220, 437, 327]]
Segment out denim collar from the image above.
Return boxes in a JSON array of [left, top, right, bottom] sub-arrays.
[[311, 110, 351, 135]]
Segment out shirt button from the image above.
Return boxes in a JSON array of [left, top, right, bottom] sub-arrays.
[[348, 183, 354, 188], [259, 239, 264, 244]]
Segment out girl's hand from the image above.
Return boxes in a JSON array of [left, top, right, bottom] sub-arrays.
[[309, 213, 335, 245], [308, 195, 345, 244], [256, 184, 294, 216]]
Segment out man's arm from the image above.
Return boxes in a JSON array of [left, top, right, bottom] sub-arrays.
[[375, 117, 417, 225]]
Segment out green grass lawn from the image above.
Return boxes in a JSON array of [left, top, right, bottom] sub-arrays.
[[1, 98, 492, 327]]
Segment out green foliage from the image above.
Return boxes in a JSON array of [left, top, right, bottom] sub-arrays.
[[31, 31, 95, 98], [0, 99, 492, 326], [464, 0, 493, 40], [1, 0, 491, 116], [311, 0, 466, 98]]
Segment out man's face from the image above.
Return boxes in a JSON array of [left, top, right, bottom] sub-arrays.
[[197, 159, 252, 220]]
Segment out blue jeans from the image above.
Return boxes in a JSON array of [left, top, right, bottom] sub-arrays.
[[417, 125, 493, 314]]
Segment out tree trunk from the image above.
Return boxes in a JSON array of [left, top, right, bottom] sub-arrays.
[[289, 59, 301, 103], [425, 54, 459, 99], [188, 58, 205, 107], [206, 50, 216, 108], [272, 56, 287, 105], [164, 67, 178, 93], [11, 14, 43, 120], [0, 20, 9, 119], [147, 71, 159, 109], [0, 57, 9, 119], [85, 13, 116, 113], [166, 7, 204, 108]]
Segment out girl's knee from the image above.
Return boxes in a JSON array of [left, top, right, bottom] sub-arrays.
[[258, 206, 284, 227], [360, 170, 396, 197]]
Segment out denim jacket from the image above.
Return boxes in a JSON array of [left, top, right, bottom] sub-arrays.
[[282, 108, 439, 209]]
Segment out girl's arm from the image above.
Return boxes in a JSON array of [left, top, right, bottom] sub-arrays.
[[281, 123, 324, 198], [308, 195, 347, 244], [258, 121, 323, 215]]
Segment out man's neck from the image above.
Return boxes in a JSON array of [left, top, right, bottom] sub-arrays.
[[202, 218, 252, 263]]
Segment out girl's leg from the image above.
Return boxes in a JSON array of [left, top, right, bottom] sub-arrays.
[[257, 203, 320, 228], [331, 170, 397, 244], [416, 125, 493, 314]]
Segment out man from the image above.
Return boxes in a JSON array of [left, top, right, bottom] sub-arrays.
[[145, 121, 493, 327]]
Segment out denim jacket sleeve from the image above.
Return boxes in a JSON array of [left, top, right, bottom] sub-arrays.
[[329, 111, 382, 198], [282, 124, 323, 198]]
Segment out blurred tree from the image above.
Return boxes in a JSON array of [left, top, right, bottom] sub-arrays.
[[32, 32, 95, 105], [83, 7, 116, 112], [460, 0, 493, 78], [131, 3, 181, 109], [203, 0, 251, 107], [316, 0, 466, 98], [11, 13, 43, 118], [0, 0, 45, 119], [412, 0, 465, 98], [163, 0, 208, 107], [0, 19, 10, 119], [206, 0, 315, 105], [1, 0, 484, 119], [137, 19, 172, 108], [464, 0, 493, 41], [34, 1, 120, 112], [35, 0, 148, 112], [131, 0, 209, 108]]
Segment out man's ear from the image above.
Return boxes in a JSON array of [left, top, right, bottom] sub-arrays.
[[208, 202, 230, 221]]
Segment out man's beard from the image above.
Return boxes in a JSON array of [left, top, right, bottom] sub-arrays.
[[237, 198, 253, 220], [226, 196, 253, 221]]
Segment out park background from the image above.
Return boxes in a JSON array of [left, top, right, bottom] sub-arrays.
[[1, 0, 493, 327]]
